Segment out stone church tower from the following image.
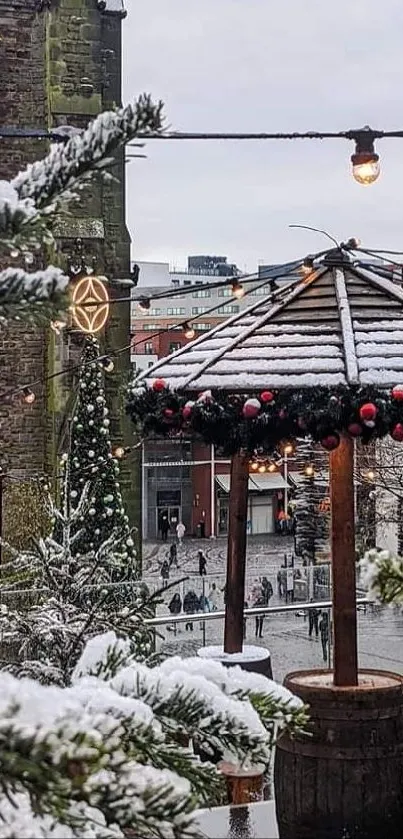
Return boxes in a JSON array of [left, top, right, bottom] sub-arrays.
[[0, 0, 140, 535]]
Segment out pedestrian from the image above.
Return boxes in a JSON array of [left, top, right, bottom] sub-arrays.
[[198, 549, 207, 576], [160, 559, 170, 589], [160, 514, 169, 542], [261, 576, 273, 606], [277, 509, 286, 534], [243, 599, 248, 638], [254, 593, 265, 639], [208, 582, 218, 611], [169, 542, 178, 569], [308, 599, 320, 638], [176, 520, 186, 545], [319, 611, 330, 662], [183, 589, 199, 631], [221, 583, 227, 604], [168, 592, 182, 635], [277, 569, 283, 598]]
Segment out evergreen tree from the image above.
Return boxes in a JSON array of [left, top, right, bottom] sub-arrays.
[[294, 439, 330, 564], [0, 480, 152, 686], [66, 336, 137, 573]]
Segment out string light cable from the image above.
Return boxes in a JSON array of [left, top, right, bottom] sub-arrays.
[[3, 259, 303, 404], [133, 124, 403, 185]]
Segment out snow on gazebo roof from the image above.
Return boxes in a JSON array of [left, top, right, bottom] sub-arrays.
[[127, 249, 403, 454], [135, 253, 403, 392]]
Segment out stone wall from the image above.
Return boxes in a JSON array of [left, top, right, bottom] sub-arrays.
[[0, 1, 140, 542]]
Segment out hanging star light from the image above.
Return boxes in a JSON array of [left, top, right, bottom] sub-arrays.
[[71, 275, 110, 334]]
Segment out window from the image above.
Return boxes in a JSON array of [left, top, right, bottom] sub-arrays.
[[169, 341, 182, 353], [142, 323, 160, 330], [149, 307, 162, 315], [192, 288, 211, 298], [218, 287, 233, 297], [249, 286, 268, 296], [167, 307, 186, 315], [218, 304, 239, 314], [192, 306, 209, 315], [148, 361, 154, 368], [144, 341, 154, 354], [194, 322, 211, 331]]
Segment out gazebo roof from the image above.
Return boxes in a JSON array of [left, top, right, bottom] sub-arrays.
[[136, 255, 403, 392]]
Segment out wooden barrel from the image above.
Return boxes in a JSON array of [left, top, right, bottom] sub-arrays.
[[197, 644, 273, 679], [274, 669, 403, 839]]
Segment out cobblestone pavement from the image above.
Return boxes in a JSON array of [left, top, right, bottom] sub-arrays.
[[142, 535, 403, 684]]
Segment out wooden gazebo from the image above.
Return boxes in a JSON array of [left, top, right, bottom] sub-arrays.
[[128, 247, 403, 836], [130, 247, 403, 683]]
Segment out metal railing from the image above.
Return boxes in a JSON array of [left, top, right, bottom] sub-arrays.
[[145, 597, 370, 626]]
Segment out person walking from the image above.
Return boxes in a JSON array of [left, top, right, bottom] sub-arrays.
[[160, 514, 169, 542], [208, 582, 218, 611], [319, 611, 330, 662], [176, 520, 186, 545], [160, 559, 170, 589], [198, 549, 207, 576], [168, 592, 182, 635], [169, 542, 178, 569], [261, 576, 273, 606], [250, 580, 265, 639], [183, 589, 199, 631], [308, 600, 320, 638]]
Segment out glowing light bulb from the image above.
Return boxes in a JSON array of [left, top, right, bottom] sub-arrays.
[[283, 442, 294, 456], [100, 356, 114, 372], [232, 281, 245, 299], [365, 469, 376, 482], [184, 322, 195, 339], [351, 152, 380, 185], [250, 461, 259, 471], [22, 387, 35, 404], [304, 464, 315, 477], [258, 464, 266, 473], [268, 462, 277, 473], [113, 446, 126, 459], [301, 256, 314, 276]]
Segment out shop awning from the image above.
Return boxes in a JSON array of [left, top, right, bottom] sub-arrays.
[[215, 473, 288, 493]]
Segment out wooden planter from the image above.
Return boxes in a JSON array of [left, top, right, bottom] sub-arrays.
[[274, 669, 403, 839], [197, 644, 273, 679]]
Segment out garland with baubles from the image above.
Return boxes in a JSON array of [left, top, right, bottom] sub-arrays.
[[126, 380, 403, 455]]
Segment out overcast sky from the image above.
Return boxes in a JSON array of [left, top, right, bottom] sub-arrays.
[[123, 0, 403, 272]]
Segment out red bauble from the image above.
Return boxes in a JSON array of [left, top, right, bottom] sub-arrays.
[[152, 378, 166, 392], [392, 385, 403, 401], [392, 423, 403, 442], [347, 422, 363, 438], [182, 401, 194, 419], [242, 398, 261, 419], [359, 402, 377, 422], [260, 390, 274, 403], [320, 433, 340, 451], [164, 408, 174, 418]]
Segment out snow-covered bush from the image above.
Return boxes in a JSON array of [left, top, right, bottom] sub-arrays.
[[359, 549, 403, 605], [0, 632, 307, 838]]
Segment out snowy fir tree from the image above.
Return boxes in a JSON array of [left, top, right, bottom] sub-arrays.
[[294, 439, 330, 564], [0, 481, 153, 686], [66, 335, 137, 571], [0, 631, 307, 838], [0, 94, 163, 325]]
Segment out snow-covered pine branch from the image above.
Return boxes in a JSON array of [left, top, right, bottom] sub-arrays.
[[359, 548, 403, 605], [13, 94, 163, 210], [0, 265, 68, 324]]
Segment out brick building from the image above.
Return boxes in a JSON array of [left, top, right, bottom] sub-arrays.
[[0, 1, 140, 534]]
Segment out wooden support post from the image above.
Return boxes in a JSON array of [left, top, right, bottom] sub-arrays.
[[224, 452, 249, 654], [330, 434, 358, 686]]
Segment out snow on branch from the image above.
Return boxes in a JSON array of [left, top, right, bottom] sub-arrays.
[[13, 95, 164, 210], [0, 265, 68, 324]]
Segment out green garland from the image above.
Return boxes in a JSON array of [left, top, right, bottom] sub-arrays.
[[126, 380, 403, 455]]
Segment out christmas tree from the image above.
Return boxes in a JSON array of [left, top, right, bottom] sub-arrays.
[[66, 336, 137, 576], [0, 480, 151, 686], [294, 439, 330, 564]]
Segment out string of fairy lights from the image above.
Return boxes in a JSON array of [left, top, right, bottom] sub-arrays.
[[8, 258, 304, 406]]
